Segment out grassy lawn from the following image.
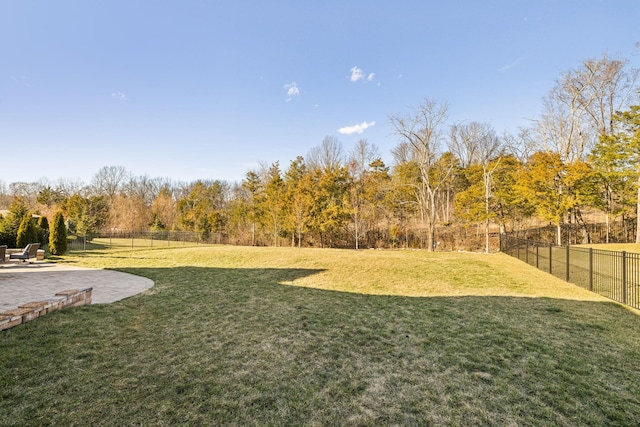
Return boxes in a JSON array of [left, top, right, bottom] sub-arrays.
[[578, 243, 640, 253], [2, 245, 640, 425]]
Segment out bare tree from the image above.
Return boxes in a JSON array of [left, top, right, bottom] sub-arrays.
[[389, 97, 451, 251], [450, 122, 502, 253], [348, 139, 380, 180], [538, 53, 639, 162], [306, 136, 345, 172], [502, 127, 536, 162], [54, 178, 86, 198], [0, 180, 10, 209], [90, 165, 129, 199], [9, 181, 41, 209], [125, 175, 165, 207], [450, 121, 501, 168], [569, 54, 638, 136], [347, 139, 381, 249], [391, 142, 412, 165]]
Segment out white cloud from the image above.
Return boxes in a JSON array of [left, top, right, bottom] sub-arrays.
[[284, 82, 299, 101], [111, 92, 127, 100], [350, 66, 364, 82], [338, 120, 376, 135], [350, 66, 375, 83]]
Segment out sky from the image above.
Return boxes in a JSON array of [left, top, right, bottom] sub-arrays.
[[1, 0, 639, 186]]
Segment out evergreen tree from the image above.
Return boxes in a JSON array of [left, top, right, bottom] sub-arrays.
[[49, 211, 68, 255], [0, 198, 28, 247], [16, 213, 38, 248], [37, 216, 50, 247], [37, 216, 49, 230]]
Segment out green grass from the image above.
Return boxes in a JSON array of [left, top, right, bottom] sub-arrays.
[[2, 245, 640, 425], [578, 242, 640, 253]]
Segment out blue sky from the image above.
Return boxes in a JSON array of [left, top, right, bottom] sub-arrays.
[[1, 0, 639, 185]]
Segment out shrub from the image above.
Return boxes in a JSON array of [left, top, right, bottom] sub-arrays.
[[16, 213, 38, 248], [38, 216, 49, 230], [49, 212, 68, 255], [0, 198, 28, 247], [37, 216, 50, 247]]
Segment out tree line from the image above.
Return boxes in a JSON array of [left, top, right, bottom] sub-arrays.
[[1, 53, 639, 252]]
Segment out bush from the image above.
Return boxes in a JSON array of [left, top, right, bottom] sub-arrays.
[[37, 216, 50, 247], [16, 213, 38, 248], [0, 198, 28, 247], [37, 216, 49, 230], [49, 212, 68, 255]]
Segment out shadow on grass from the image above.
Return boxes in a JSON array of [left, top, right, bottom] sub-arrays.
[[2, 266, 640, 426]]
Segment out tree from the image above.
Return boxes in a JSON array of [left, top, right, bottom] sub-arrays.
[[388, 152, 421, 248], [37, 186, 65, 207], [90, 165, 128, 200], [389, 97, 451, 251], [16, 213, 38, 248], [264, 162, 285, 246], [176, 180, 227, 241], [347, 140, 381, 249], [537, 54, 638, 162], [450, 122, 501, 252], [307, 136, 345, 172], [151, 185, 177, 231], [502, 127, 537, 163], [64, 194, 109, 238], [37, 215, 50, 247], [49, 211, 68, 255], [517, 152, 578, 245], [242, 171, 264, 246], [589, 133, 635, 242], [306, 166, 351, 247], [283, 156, 312, 248], [599, 104, 640, 243], [0, 198, 28, 247]]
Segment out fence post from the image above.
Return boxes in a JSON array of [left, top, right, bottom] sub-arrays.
[[589, 248, 593, 292], [549, 245, 553, 274], [565, 244, 570, 282], [525, 240, 529, 264], [622, 251, 627, 304], [536, 244, 539, 269]]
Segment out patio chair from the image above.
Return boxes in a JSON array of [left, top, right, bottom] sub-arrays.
[[9, 243, 40, 263], [0, 245, 6, 265]]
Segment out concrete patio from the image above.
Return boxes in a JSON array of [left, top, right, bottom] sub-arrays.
[[0, 261, 154, 313]]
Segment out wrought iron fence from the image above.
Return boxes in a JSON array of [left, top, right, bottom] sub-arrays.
[[500, 234, 640, 310], [67, 230, 226, 251]]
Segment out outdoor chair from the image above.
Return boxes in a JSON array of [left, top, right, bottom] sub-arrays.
[[0, 245, 6, 265], [9, 243, 40, 263]]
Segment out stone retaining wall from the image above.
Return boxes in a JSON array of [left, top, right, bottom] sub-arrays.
[[0, 287, 93, 331]]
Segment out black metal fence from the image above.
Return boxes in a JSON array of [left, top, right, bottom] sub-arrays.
[[501, 234, 640, 310], [67, 230, 225, 251]]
